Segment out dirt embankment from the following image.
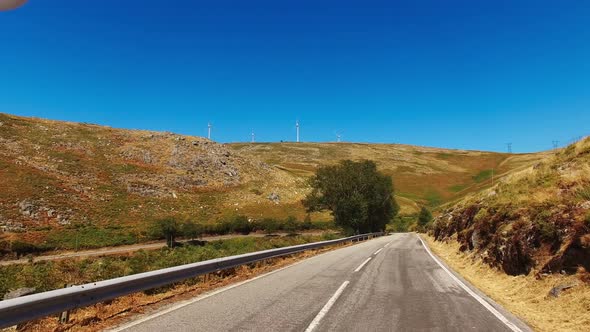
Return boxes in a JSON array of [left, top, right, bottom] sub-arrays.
[[423, 235, 590, 332], [431, 138, 590, 279]]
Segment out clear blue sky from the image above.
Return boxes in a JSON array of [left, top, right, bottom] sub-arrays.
[[1, 0, 589, 152]]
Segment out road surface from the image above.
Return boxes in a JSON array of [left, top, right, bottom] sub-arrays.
[[113, 233, 531, 332]]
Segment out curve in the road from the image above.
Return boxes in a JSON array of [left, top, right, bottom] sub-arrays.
[[111, 234, 531, 332]]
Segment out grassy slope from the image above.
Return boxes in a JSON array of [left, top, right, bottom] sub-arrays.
[[0, 113, 543, 250], [229, 142, 542, 214], [432, 137, 590, 277], [0, 113, 303, 250]]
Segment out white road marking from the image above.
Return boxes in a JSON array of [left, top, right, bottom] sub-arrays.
[[109, 249, 334, 332], [373, 248, 383, 255], [304, 281, 350, 332], [417, 235, 524, 332], [354, 257, 372, 272]]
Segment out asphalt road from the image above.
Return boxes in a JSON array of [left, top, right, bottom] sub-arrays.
[[114, 233, 531, 332]]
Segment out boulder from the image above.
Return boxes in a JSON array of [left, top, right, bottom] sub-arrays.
[[268, 192, 280, 204], [3, 287, 36, 300], [548, 283, 577, 298]]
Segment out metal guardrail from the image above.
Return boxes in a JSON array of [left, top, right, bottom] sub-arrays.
[[0, 232, 382, 328]]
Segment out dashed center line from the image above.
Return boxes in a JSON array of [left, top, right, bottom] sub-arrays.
[[354, 257, 372, 272], [304, 281, 350, 332], [373, 248, 383, 255]]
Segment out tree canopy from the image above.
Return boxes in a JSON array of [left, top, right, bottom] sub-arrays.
[[303, 160, 399, 234], [418, 207, 433, 229]]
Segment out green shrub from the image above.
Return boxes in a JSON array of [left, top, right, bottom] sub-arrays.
[[11, 241, 45, 256], [533, 211, 558, 242], [577, 185, 590, 201], [418, 207, 433, 229], [282, 216, 298, 234], [473, 169, 493, 183], [149, 218, 182, 248], [182, 221, 204, 240]]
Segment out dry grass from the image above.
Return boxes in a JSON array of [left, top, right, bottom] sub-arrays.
[[0, 112, 545, 251], [422, 235, 590, 332], [230, 142, 544, 210]]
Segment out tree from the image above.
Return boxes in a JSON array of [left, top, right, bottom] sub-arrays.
[[303, 160, 399, 234], [418, 207, 433, 228], [182, 220, 204, 240], [150, 218, 181, 248]]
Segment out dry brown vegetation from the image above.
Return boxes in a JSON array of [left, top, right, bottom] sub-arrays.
[[423, 235, 590, 332], [432, 137, 590, 278], [230, 142, 543, 214], [11, 242, 349, 332], [0, 113, 542, 251]]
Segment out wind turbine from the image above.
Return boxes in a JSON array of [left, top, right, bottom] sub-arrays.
[[295, 120, 300, 143], [334, 130, 343, 143], [207, 122, 212, 140], [251, 130, 255, 143]]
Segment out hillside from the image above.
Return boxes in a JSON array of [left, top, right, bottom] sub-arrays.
[[432, 137, 590, 278], [0, 113, 303, 252], [0, 113, 543, 252], [229, 142, 543, 214]]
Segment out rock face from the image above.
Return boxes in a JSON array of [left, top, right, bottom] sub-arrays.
[[19, 200, 39, 219], [431, 137, 590, 278]]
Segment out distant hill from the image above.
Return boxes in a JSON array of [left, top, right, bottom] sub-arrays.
[[0, 113, 543, 250], [229, 142, 543, 214]]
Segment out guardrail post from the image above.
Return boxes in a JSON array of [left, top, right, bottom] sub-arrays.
[[59, 284, 72, 324]]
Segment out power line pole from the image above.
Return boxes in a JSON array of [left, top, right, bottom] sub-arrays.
[[506, 143, 512, 153], [207, 122, 212, 140], [296, 120, 300, 143], [552, 140, 559, 149]]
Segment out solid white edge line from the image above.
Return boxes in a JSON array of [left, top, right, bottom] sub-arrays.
[[304, 281, 350, 332], [109, 250, 330, 332], [373, 248, 383, 255], [417, 235, 524, 332], [354, 257, 372, 272]]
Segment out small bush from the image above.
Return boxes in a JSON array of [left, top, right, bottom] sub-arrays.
[[249, 188, 263, 196], [473, 169, 493, 183], [182, 221, 204, 240], [418, 207, 433, 230], [533, 212, 558, 242], [577, 185, 590, 201], [283, 216, 299, 234], [11, 241, 44, 256], [230, 215, 252, 235], [149, 218, 182, 248], [258, 218, 280, 234]]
